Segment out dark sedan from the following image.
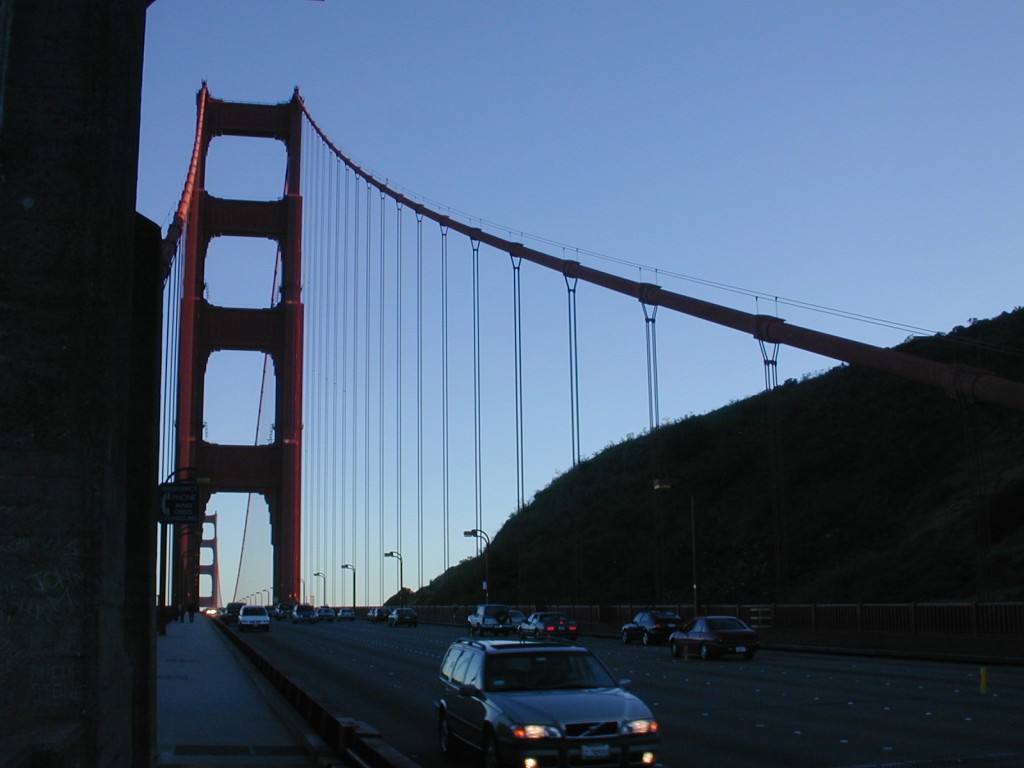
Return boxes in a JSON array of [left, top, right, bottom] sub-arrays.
[[620, 609, 683, 646], [518, 612, 578, 640], [668, 615, 759, 660], [290, 603, 318, 624], [387, 607, 419, 627]]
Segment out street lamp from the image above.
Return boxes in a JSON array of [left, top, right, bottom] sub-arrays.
[[653, 478, 699, 616], [384, 551, 404, 606], [313, 571, 326, 606], [463, 528, 491, 602], [341, 564, 356, 613], [299, 577, 305, 604]]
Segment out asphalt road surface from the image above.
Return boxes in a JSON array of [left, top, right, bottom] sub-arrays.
[[236, 619, 1024, 767]]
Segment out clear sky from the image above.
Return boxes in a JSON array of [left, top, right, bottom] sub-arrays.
[[139, 1, 1024, 607]]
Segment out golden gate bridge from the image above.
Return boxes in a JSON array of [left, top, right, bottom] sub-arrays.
[[157, 85, 1024, 613]]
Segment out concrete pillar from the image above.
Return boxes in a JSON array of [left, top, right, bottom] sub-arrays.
[[0, 1, 153, 765]]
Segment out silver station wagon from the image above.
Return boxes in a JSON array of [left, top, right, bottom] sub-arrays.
[[436, 637, 659, 768]]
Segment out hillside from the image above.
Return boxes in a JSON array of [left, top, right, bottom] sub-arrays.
[[411, 309, 1024, 607]]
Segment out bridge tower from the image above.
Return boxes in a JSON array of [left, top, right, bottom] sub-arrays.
[[174, 86, 304, 608], [198, 513, 222, 609]]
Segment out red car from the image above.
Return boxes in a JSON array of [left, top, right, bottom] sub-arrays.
[[668, 615, 759, 660]]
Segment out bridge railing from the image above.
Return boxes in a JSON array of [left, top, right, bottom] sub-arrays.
[[413, 602, 1024, 660], [419, 602, 1023, 635]]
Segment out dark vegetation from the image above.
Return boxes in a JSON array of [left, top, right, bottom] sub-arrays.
[[410, 310, 1024, 608]]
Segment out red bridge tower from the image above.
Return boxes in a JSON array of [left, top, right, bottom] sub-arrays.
[[174, 86, 304, 608]]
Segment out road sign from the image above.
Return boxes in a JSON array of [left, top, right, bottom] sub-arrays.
[[158, 482, 202, 524]]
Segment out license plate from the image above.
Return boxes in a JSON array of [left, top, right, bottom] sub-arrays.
[[581, 743, 610, 760], [735, 646, 746, 652]]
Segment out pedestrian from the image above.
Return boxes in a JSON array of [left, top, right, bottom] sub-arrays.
[[187, 602, 198, 623], [177, 603, 184, 623]]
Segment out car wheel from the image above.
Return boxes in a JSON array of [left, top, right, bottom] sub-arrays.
[[670, 640, 681, 658], [700, 644, 711, 661], [439, 712, 460, 758], [744, 649, 757, 660], [642, 631, 652, 647], [621, 630, 630, 644], [482, 729, 501, 768]]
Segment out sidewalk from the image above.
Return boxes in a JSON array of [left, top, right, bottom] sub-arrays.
[[157, 615, 340, 767]]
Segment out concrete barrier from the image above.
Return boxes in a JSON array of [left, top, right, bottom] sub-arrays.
[[212, 618, 420, 767]]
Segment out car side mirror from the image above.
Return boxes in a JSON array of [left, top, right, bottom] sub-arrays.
[[617, 678, 632, 687], [458, 683, 482, 698]]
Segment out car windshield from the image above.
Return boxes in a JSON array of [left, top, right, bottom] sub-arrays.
[[652, 612, 681, 621], [485, 651, 616, 692], [241, 606, 266, 616]]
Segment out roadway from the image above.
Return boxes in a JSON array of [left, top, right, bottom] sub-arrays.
[[233, 618, 1024, 767]]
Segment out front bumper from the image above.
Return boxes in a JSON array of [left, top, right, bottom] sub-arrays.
[[495, 735, 658, 768]]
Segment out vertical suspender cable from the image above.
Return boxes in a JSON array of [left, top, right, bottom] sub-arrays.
[[643, 300, 660, 430], [416, 214, 424, 588], [394, 200, 403, 580], [565, 270, 581, 467], [472, 239, 483, 544], [337, 157, 349, 598], [349, 171, 361, 604], [510, 254, 525, 512], [758, 296, 786, 599], [329, 153, 342, 600], [363, 181, 372, 602], [316, 129, 329, 590], [378, 190, 386, 597], [440, 224, 450, 571]]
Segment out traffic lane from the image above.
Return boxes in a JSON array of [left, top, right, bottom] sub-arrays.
[[587, 636, 1024, 767], [236, 623, 1024, 768], [241, 619, 463, 767]]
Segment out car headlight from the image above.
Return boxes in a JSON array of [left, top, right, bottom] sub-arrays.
[[513, 724, 562, 739], [621, 719, 658, 735]]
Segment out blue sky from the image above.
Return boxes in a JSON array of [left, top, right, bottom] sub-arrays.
[[139, 1, 1024, 606]]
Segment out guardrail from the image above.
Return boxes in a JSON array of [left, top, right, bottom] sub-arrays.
[[413, 601, 1024, 634], [413, 602, 1024, 663]]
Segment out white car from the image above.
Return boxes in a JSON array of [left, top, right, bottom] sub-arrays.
[[237, 604, 270, 632], [336, 608, 356, 621]]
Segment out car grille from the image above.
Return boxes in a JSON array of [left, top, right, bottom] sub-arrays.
[[564, 721, 618, 738]]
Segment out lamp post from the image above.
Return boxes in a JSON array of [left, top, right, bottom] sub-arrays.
[[313, 571, 326, 606], [384, 551, 404, 606], [299, 578, 305, 604], [341, 563, 356, 613], [653, 478, 699, 616], [463, 528, 491, 603]]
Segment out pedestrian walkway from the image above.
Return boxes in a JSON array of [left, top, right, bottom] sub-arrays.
[[157, 615, 340, 767]]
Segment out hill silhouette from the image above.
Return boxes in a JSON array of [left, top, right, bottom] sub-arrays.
[[411, 309, 1024, 608]]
